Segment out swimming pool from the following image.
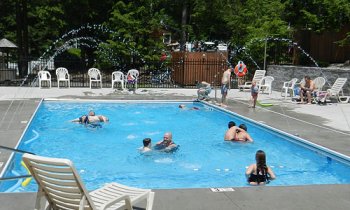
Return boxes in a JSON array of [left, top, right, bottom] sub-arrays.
[[1, 100, 350, 192]]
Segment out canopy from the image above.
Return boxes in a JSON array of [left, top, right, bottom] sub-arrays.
[[0, 38, 18, 49]]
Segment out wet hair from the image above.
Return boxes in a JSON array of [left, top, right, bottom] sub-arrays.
[[304, 76, 311, 80], [239, 124, 247, 131], [143, 138, 151, 147], [228, 121, 236, 128], [255, 150, 268, 180]]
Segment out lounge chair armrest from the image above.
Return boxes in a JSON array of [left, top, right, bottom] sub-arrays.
[[244, 81, 252, 86], [282, 81, 289, 87], [79, 195, 87, 210], [100, 194, 132, 210]]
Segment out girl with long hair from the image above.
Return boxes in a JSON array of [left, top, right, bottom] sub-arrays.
[[245, 150, 276, 185]]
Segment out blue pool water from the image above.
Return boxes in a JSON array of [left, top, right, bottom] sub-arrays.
[[1, 100, 350, 192]]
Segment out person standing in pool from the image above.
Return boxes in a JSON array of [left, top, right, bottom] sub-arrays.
[[246, 150, 276, 185], [234, 124, 253, 142], [139, 138, 152, 153], [224, 121, 237, 141], [155, 132, 177, 152]]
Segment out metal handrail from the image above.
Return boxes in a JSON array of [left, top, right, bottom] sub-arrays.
[[0, 145, 35, 155]]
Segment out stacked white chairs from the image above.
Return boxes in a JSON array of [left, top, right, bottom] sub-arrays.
[[259, 76, 274, 95], [238, 70, 266, 91], [126, 69, 139, 89], [88, 68, 102, 89], [111, 71, 125, 89], [281, 78, 298, 99], [22, 153, 155, 210], [56, 67, 70, 88], [38, 70, 51, 88]]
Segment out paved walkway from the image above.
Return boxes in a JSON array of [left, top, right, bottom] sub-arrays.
[[0, 87, 349, 210]]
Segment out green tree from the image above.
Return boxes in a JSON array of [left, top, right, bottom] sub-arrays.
[[28, 0, 66, 57], [283, 0, 350, 32], [99, 0, 169, 69]]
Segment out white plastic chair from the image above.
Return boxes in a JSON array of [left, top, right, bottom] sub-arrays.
[[238, 70, 266, 91], [56, 67, 70, 88], [88, 68, 102, 89], [259, 76, 274, 95], [125, 69, 139, 89], [313, 77, 326, 92], [38, 70, 51, 88], [281, 78, 298, 99], [22, 153, 155, 210], [111, 71, 125, 89]]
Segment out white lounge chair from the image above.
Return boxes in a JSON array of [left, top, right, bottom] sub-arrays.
[[281, 78, 298, 99], [88, 68, 102, 89], [238, 70, 266, 91], [56, 67, 70, 88], [321, 78, 349, 103], [111, 71, 125, 89], [38, 70, 51, 88], [259, 76, 274, 95], [126, 69, 139, 89], [22, 153, 155, 210]]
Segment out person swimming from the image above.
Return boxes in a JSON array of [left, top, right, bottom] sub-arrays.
[[72, 112, 109, 128], [178, 104, 199, 110]]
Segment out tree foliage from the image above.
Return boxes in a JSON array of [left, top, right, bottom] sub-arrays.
[[0, 0, 349, 71]]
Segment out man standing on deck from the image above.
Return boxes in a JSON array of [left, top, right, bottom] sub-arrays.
[[221, 68, 232, 106]]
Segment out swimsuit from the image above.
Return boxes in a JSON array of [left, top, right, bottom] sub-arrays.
[[79, 115, 89, 124], [155, 141, 178, 152], [248, 169, 269, 184], [221, 84, 228, 94], [251, 86, 258, 96]]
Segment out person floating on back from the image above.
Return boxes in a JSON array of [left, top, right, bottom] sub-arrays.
[[178, 104, 199, 110], [246, 150, 276, 185], [71, 110, 109, 128]]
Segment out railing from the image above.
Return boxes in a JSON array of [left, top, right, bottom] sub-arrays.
[[0, 59, 247, 88]]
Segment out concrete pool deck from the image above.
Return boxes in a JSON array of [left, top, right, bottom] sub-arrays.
[[0, 87, 349, 210]]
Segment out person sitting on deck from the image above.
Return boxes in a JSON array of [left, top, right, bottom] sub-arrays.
[[299, 76, 316, 104], [196, 80, 212, 100], [127, 74, 136, 83]]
